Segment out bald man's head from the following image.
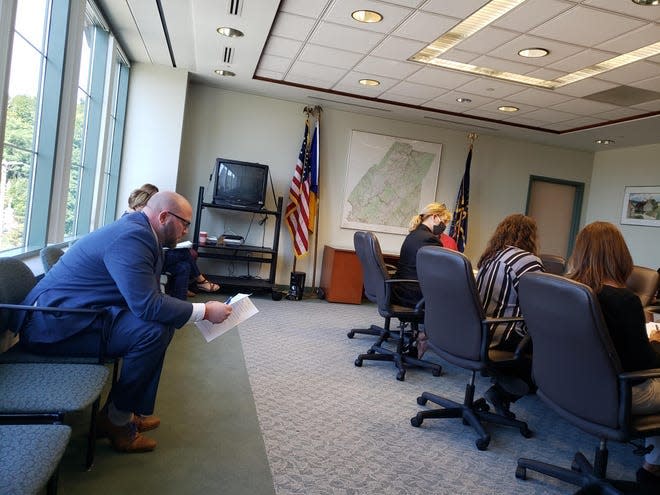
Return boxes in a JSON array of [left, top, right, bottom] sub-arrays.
[[143, 191, 193, 248]]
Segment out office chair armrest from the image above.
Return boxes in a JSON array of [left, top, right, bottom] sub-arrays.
[[484, 316, 525, 325], [414, 297, 425, 312], [0, 303, 111, 364], [619, 368, 660, 383], [513, 334, 532, 359], [385, 278, 419, 286]]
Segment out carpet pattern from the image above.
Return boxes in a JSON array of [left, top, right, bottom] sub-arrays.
[[238, 297, 639, 495]]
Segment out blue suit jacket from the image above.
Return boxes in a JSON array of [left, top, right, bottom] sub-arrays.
[[18, 212, 193, 343]]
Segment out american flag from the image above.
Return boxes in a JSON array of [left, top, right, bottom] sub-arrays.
[[285, 123, 311, 258]]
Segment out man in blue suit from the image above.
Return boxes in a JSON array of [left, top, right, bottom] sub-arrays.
[[18, 191, 232, 452]]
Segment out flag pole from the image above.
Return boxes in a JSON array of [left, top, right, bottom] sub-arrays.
[[310, 106, 322, 292]]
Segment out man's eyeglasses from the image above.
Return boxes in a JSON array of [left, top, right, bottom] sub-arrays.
[[166, 211, 191, 229]]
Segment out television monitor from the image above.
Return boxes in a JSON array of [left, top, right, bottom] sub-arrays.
[[212, 158, 269, 209]]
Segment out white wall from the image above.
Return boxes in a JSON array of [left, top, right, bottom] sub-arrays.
[[178, 84, 595, 286], [585, 143, 660, 268], [116, 63, 189, 215]]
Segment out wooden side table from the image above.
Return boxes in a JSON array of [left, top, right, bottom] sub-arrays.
[[320, 246, 364, 304]]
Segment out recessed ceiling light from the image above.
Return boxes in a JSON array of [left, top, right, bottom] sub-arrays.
[[595, 139, 615, 145], [456, 97, 472, 103], [214, 69, 235, 77], [359, 78, 380, 86], [216, 27, 244, 37], [351, 10, 383, 23], [632, 0, 659, 5], [498, 105, 519, 112], [518, 47, 549, 58]]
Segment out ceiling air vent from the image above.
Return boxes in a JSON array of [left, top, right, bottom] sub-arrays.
[[228, 0, 243, 16], [584, 85, 660, 107], [223, 47, 234, 64]]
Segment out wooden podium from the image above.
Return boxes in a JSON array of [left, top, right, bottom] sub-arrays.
[[320, 245, 399, 304]]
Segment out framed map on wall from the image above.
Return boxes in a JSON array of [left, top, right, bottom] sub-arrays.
[[340, 130, 442, 235]]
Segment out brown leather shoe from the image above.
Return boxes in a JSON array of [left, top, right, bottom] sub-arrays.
[[134, 414, 161, 432], [96, 411, 157, 452]]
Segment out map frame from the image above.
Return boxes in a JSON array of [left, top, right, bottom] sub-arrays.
[[341, 130, 442, 235], [621, 185, 660, 227]]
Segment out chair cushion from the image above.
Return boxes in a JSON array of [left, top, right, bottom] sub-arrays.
[[0, 363, 109, 414], [0, 424, 70, 494]]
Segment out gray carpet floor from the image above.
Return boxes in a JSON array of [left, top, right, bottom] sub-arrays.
[[58, 295, 640, 494]]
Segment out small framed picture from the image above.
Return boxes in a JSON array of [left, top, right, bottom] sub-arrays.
[[620, 186, 660, 227]]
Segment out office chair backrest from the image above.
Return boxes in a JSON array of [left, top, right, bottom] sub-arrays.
[[353, 231, 390, 315], [0, 257, 37, 331], [519, 272, 622, 430], [416, 246, 486, 365], [539, 253, 566, 276], [40, 246, 65, 274], [626, 265, 659, 307]]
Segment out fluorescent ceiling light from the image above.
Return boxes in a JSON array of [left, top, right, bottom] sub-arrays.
[[359, 79, 380, 86], [410, 0, 660, 89], [216, 27, 243, 37]]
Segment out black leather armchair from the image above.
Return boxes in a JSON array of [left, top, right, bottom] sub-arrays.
[[352, 231, 441, 381], [410, 246, 532, 450], [516, 272, 660, 493]]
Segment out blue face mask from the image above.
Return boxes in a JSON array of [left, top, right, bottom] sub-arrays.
[[433, 221, 446, 236]]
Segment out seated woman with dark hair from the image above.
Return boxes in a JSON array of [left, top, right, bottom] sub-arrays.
[[126, 184, 220, 300], [476, 213, 544, 415], [567, 221, 660, 490]]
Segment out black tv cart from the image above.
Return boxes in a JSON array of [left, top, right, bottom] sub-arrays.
[[192, 186, 283, 295]]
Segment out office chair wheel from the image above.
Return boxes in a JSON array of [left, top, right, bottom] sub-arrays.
[[520, 426, 533, 438], [475, 436, 490, 451], [366, 348, 376, 355], [473, 398, 490, 412], [396, 370, 406, 381], [515, 466, 527, 480], [410, 414, 423, 427], [432, 366, 442, 377], [354, 358, 363, 367], [571, 459, 582, 472], [347, 330, 355, 338], [416, 396, 428, 406]]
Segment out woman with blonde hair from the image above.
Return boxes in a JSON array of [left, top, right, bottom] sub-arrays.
[[567, 221, 660, 489]]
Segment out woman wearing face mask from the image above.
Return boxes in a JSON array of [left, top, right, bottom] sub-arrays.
[[391, 202, 450, 309]]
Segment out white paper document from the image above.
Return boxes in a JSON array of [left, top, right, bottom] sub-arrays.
[[647, 321, 660, 338], [195, 293, 259, 342]]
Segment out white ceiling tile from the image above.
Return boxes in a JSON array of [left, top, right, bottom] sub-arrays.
[[263, 36, 303, 58], [387, 80, 447, 99], [595, 61, 660, 86], [628, 75, 660, 92], [550, 99, 619, 116], [386, 0, 425, 6], [298, 44, 363, 69], [553, 78, 617, 97], [420, 0, 489, 18], [451, 26, 518, 55], [271, 12, 317, 41], [333, 71, 399, 95], [406, 67, 476, 89], [393, 11, 459, 43], [486, 35, 584, 68], [474, 99, 539, 116], [255, 68, 285, 80], [289, 60, 347, 84], [285, 73, 334, 89], [525, 67, 566, 81], [548, 48, 617, 73], [379, 92, 432, 106], [457, 78, 524, 99], [522, 107, 580, 123], [582, 0, 660, 22], [469, 54, 541, 75], [280, 0, 329, 18], [464, 108, 512, 120], [549, 116, 605, 129], [531, 6, 646, 47], [506, 88, 573, 107], [310, 21, 385, 53], [493, 0, 575, 33], [594, 107, 646, 121], [427, 90, 494, 108], [596, 24, 660, 54], [259, 54, 292, 73], [324, 0, 414, 33], [631, 99, 660, 112], [355, 56, 421, 79], [371, 36, 427, 61], [439, 48, 480, 64]]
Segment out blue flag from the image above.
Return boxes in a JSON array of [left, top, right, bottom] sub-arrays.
[[449, 147, 471, 252]]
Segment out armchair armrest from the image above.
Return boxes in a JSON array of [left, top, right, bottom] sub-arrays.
[[0, 303, 110, 363], [620, 368, 660, 382]]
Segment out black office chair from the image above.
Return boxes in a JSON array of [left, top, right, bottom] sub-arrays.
[[539, 253, 566, 276], [352, 231, 441, 381], [410, 246, 532, 450], [516, 272, 660, 493], [626, 265, 660, 320]]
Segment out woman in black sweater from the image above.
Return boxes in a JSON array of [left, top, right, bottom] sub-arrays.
[[567, 221, 660, 487]]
